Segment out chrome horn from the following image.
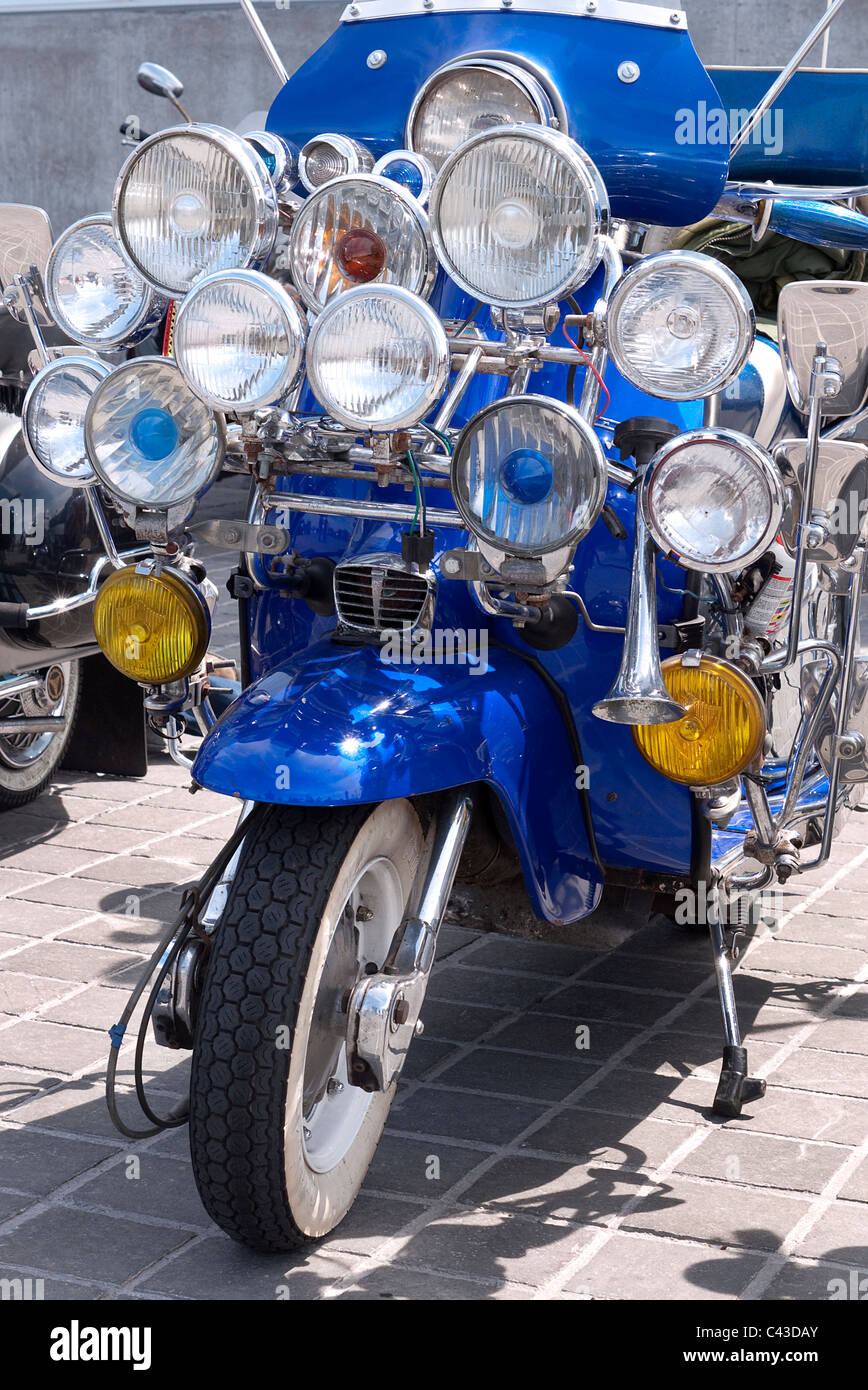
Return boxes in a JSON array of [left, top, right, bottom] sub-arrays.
[[593, 419, 687, 727]]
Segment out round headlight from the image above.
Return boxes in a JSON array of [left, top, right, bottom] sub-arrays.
[[21, 354, 111, 487], [429, 126, 607, 309], [297, 133, 374, 193], [245, 130, 296, 190], [113, 123, 278, 296], [288, 174, 435, 314], [633, 655, 766, 787], [643, 428, 784, 574], [306, 284, 450, 432], [94, 561, 210, 684], [407, 57, 558, 172], [85, 357, 224, 511], [44, 214, 166, 349], [451, 395, 607, 556], [173, 269, 306, 412], [606, 252, 755, 402], [372, 150, 436, 204]]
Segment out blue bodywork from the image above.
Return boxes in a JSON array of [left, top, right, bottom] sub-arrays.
[[192, 7, 779, 925]]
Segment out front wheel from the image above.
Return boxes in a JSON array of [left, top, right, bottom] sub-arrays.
[[0, 660, 80, 810], [189, 798, 423, 1251]]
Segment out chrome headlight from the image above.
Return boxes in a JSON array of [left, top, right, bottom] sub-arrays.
[[643, 428, 784, 573], [297, 133, 373, 192], [429, 126, 607, 309], [113, 124, 278, 296], [288, 174, 435, 314], [372, 150, 436, 204], [22, 354, 111, 487], [85, 357, 224, 511], [44, 214, 166, 349], [607, 252, 755, 402], [452, 395, 607, 556], [407, 56, 558, 172], [306, 285, 449, 431], [173, 269, 306, 412]]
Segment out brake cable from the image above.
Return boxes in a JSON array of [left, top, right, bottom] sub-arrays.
[[105, 803, 265, 1139]]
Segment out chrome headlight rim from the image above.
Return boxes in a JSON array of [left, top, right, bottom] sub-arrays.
[[606, 250, 756, 403], [44, 213, 166, 350], [112, 122, 279, 297], [244, 130, 297, 190], [83, 355, 226, 511], [306, 283, 451, 432], [406, 51, 564, 167], [451, 392, 609, 557], [21, 353, 112, 488], [642, 426, 784, 575], [297, 132, 374, 194], [173, 267, 308, 412], [371, 149, 436, 204], [429, 124, 608, 310], [287, 172, 437, 316]]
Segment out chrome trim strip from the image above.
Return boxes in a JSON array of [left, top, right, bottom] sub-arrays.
[[342, 0, 686, 28]]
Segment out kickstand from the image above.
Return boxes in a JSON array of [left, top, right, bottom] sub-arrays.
[[707, 914, 766, 1118]]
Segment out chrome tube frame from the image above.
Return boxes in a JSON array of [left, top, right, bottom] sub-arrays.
[[239, 0, 289, 86], [24, 547, 150, 623], [730, 0, 849, 156]]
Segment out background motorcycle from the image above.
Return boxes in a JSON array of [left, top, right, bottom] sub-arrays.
[[0, 207, 147, 807], [9, 0, 868, 1251]]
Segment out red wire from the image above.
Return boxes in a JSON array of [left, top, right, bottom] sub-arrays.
[[562, 322, 610, 419]]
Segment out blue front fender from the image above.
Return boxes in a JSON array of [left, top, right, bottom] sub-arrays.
[[192, 639, 602, 925]]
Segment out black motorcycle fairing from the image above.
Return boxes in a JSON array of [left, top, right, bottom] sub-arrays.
[[0, 424, 135, 669]]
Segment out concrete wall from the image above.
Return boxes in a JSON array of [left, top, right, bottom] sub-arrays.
[[0, 1, 864, 235]]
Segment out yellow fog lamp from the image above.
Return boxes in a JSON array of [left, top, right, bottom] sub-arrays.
[[632, 655, 765, 786], [94, 563, 210, 684]]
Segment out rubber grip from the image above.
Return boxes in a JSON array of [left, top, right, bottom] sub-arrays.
[[0, 601, 29, 629]]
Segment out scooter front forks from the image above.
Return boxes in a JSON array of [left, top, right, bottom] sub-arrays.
[[707, 913, 767, 1118]]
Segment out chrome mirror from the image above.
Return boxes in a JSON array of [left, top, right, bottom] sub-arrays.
[[778, 281, 868, 419], [137, 62, 190, 121], [779, 438, 868, 567], [0, 204, 53, 291]]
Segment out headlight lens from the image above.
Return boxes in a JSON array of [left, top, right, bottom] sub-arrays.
[[298, 133, 373, 192], [633, 655, 766, 786], [407, 58, 555, 172], [288, 174, 435, 314], [643, 428, 784, 573], [372, 150, 436, 204], [452, 395, 608, 556], [429, 126, 607, 308], [94, 562, 210, 683], [607, 252, 755, 401], [85, 357, 224, 510], [21, 355, 111, 487], [306, 284, 450, 431], [173, 269, 307, 411], [44, 214, 165, 349], [113, 123, 278, 296]]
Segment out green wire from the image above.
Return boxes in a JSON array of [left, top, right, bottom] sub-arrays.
[[419, 422, 453, 457], [406, 450, 425, 534]]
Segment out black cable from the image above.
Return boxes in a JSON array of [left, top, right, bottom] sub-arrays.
[[105, 804, 265, 1139], [455, 300, 482, 336], [566, 364, 577, 409]]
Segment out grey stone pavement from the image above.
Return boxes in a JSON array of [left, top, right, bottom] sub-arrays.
[[0, 478, 867, 1300]]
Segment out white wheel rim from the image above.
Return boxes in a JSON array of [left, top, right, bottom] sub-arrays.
[[299, 855, 404, 1175]]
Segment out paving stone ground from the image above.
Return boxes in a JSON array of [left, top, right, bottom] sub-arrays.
[[0, 478, 867, 1301], [1, 754, 867, 1302]]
